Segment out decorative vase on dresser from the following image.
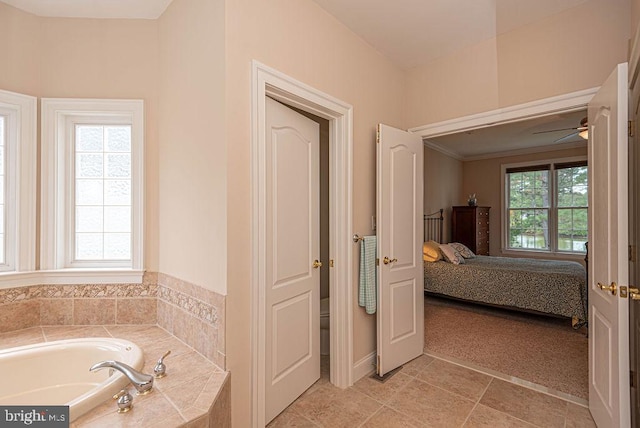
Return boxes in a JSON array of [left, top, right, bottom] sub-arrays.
[[451, 206, 490, 255]]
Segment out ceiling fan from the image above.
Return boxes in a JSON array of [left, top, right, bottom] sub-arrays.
[[533, 117, 588, 143]]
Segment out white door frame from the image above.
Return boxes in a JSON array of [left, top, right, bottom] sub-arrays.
[[250, 61, 354, 427], [410, 87, 599, 140]]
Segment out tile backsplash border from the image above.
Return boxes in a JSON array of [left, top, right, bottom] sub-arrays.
[[0, 271, 226, 369]]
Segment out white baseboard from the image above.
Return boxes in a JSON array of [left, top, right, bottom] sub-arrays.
[[352, 351, 376, 383]]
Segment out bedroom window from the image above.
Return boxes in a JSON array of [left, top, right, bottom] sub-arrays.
[[504, 158, 587, 254], [41, 99, 144, 275]]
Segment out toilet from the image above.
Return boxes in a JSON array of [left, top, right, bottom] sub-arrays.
[[320, 297, 330, 355]]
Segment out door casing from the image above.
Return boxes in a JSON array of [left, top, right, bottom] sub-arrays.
[[250, 61, 354, 427]]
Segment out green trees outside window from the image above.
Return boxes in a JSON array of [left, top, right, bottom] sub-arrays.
[[506, 161, 587, 254]]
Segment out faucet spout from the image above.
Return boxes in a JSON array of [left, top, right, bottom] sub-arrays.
[[90, 360, 154, 394]]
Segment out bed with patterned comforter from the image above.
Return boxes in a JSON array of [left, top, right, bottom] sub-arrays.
[[423, 255, 587, 322]]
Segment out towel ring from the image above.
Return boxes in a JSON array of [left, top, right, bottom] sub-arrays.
[[353, 234, 364, 243]]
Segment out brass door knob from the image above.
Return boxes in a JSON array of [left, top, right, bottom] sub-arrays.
[[312, 260, 322, 269], [383, 257, 398, 265], [630, 287, 640, 300], [597, 282, 617, 296]]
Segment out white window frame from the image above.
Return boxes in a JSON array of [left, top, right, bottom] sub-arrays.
[[501, 155, 588, 256], [0, 90, 37, 276], [41, 99, 144, 281]]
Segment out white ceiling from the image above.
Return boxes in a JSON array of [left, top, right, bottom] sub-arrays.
[[426, 109, 588, 161], [0, 0, 173, 19]]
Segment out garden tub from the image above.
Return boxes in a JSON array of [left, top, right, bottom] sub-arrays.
[[0, 338, 144, 421]]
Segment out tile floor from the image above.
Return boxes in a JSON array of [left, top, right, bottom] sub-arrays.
[[268, 354, 596, 428]]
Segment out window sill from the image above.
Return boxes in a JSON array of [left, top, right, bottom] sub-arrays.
[[500, 249, 586, 261], [0, 269, 145, 289]]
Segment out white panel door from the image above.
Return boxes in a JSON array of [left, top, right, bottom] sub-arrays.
[[376, 124, 424, 377], [265, 97, 320, 423], [588, 63, 630, 428]]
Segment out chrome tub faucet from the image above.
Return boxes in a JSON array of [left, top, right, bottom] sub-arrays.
[[89, 360, 154, 395]]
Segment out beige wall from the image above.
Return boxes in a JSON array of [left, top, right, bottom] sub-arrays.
[[462, 146, 588, 262], [157, 0, 227, 293], [423, 146, 464, 243], [0, 3, 40, 96], [406, 0, 630, 127], [224, 0, 406, 424], [0, 3, 161, 271], [38, 17, 160, 271]]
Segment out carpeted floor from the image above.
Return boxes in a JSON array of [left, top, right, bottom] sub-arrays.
[[424, 294, 588, 399]]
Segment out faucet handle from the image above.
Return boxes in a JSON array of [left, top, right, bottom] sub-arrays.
[[153, 350, 171, 378], [113, 389, 133, 413]]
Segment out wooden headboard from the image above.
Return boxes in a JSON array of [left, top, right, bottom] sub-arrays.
[[424, 209, 444, 243]]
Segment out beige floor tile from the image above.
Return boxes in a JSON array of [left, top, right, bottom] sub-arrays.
[[565, 402, 596, 428], [361, 406, 425, 427], [416, 359, 492, 401], [267, 407, 318, 427], [462, 404, 537, 428], [400, 354, 434, 377], [353, 372, 413, 404], [290, 384, 382, 427], [479, 379, 567, 428], [387, 378, 475, 427]]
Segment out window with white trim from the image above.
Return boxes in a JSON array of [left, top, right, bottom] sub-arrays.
[[0, 90, 37, 274], [504, 157, 588, 254], [41, 99, 144, 271]]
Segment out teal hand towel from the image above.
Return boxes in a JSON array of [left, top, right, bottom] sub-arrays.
[[358, 235, 377, 314]]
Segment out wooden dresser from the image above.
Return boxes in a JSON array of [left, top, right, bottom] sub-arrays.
[[451, 206, 490, 255]]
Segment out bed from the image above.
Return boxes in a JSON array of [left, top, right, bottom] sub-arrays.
[[422, 210, 587, 325]]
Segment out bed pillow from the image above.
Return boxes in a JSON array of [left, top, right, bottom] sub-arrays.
[[450, 242, 475, 259], [439, 243, 465, 265], [423, 240, 442, 262]]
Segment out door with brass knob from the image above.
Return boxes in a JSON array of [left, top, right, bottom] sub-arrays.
[[597, 281, 617, 296], [587, 63, 630, 428], [263, 97, 320, 423], [376, 123, 424, 378]]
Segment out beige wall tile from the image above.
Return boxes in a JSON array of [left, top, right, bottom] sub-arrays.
[[40, 298, 73, 325], [157, 299, 173, 332], [116, 298, 157, 325], [73, 299, 116, 325], [209, 375, 231, 428], [0, 301, 40, 333]]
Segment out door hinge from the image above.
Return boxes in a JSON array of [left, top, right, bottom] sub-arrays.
[[630, 245, 637, 263], [632, 370, 638, 388], [629, 120, 635, 138], [376, 124, 381, 144]]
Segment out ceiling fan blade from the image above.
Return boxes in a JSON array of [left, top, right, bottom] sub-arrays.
[[554, 131, 580, 143], [533, 127, 578, 135]]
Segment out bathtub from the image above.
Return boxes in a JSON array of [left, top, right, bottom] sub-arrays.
[[0, 338, 144, 421]]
